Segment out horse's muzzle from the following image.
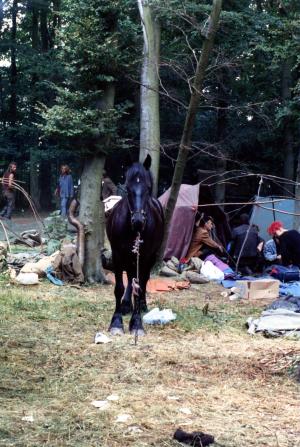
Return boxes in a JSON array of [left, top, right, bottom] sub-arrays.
[[131, 210, 146, 231]]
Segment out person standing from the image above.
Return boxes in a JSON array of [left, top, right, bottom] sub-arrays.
[[55, 165, 74, 217], [101, 170, 117, 200], [0, 162, 17, 219]]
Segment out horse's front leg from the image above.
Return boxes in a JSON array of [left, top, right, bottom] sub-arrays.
[[121, 270, 133, 315], [129, 269, 149, 336], [109, 266, 125, 335]]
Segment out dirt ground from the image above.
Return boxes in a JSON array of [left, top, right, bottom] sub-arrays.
[[0, 213, 46, 242], [0, 276, 299, 447]]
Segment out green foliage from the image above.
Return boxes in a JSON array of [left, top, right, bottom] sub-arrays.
[[40, 0, 139, 154]]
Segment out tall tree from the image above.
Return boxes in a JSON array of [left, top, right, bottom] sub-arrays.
[[159, 0, 223, 260], [137, 0, 161, 196], [42, 0, 139, 282]]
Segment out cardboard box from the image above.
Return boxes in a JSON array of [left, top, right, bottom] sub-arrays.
[[235, 279, 279, 300]]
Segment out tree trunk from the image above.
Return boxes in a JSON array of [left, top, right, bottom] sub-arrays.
[[0, 0, 4, 30], [79, 155, 107, 283], [215, 157, 226, 205], [9, 0, 18, 126], [137, 0, 160, 197], [40, 2, 49, 52], [79, 84, 116, 283], [281, 58, 294, 193], [40, 158, 52, 210], [215, 92, 227, 206], [158, 0, 223, 261], [29, 147, 41, 209], [29, 5, 41, 209]]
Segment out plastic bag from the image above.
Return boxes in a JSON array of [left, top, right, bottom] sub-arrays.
[[15, 272, 39, 285], [143, 307, 177, 325], [200, 260, 224, 281]]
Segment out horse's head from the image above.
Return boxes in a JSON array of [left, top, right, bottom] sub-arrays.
[[125, 155, 153, 232]]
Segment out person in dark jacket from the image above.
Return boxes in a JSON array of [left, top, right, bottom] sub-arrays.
[[230, 213, 264, 273], [0, 162, 17, 219], [55, 165, 74, 217], [267, 221, 300, 266], [101, 170, 117, 200]]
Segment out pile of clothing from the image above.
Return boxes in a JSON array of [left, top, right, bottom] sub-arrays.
[[160, 255, 236, 284], [247, 295, 300, 337]]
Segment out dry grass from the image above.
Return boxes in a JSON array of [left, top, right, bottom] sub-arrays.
[[0, 277, 299, 447]]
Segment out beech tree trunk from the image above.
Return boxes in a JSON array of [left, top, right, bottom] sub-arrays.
[[137, 0, 160, 196], [79, 84, 116, 283], [158, 0, 223, 261], [29, 4, 41, 209], [79, 155, 106, 283]]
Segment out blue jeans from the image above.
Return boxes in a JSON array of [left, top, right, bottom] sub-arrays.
[[60, 196, 70, 217], [0, 190, 15, 219]]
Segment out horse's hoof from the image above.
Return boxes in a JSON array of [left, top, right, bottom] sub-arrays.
[[130, 328, 145, 337], [109, 327, 125, 336]]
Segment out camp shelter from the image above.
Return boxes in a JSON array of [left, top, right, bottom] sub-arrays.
[[158, 183, 232, 260], [251, 196, 296, 242]]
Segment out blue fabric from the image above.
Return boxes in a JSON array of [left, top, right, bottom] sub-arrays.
[[270, 264, 300, 282], [221, 279, 237, 288], [60, 196, 69, 217], [59, 174, 74, 198], [279, 281, 300, 297], [263, 239, 277, 262], [45, 266, 64, 286]]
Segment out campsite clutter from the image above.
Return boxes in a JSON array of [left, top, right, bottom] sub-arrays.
[[0, 208, 84, 286], [1, 177, 300, 340]]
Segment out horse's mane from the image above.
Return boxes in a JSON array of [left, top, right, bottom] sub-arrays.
[[125, 162, 153, 196]]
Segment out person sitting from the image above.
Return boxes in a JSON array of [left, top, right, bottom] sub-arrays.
[[186, 214, 223, 261], [263, 237, 281, 265], [230, 213, 263, 274], [267, 221, 300, 267]]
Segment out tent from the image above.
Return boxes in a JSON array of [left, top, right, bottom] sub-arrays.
[[158, 183, 232, 260], [251, 196, 296, 242]]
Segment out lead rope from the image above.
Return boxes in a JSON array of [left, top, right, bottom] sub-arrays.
[[132, 232, 143, 345]]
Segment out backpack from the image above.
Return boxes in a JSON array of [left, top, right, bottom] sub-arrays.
[[270, 264, 300, 282]]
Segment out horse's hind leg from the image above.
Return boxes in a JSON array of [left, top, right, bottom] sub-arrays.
[[140, 259, 155, 313], [109, 267, 125, 335]]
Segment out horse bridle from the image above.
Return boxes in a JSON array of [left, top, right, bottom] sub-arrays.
[[126, 196, 147, 230]]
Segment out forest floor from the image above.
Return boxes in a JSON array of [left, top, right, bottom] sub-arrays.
[[0, 275, 299, 447], [0, 212, 47, 242]]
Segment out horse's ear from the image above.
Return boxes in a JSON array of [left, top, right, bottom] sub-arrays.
[[143, 154, 152, 170]]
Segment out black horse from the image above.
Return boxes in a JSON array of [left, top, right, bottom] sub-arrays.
[[106, 155, 164, 336]]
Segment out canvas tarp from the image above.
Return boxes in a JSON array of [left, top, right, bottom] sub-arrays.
[[159, 183, 231, 261], [251, 196, 295, 242], [159, 184, 199, 261]]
